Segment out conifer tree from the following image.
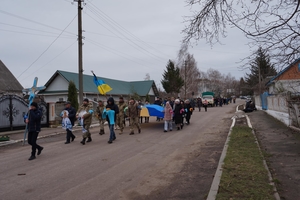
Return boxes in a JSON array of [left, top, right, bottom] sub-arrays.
[[244, 47, 277, 95], [67, 81, 79, 110], [161, 60, 184, 95]]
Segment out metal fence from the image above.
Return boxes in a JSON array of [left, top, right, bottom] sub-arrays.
[[0, 94, 49, 131]]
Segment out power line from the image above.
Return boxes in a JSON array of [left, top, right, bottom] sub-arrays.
[[0, 22, 75, 38], [22, 41, 77, 81], [0, 28, 75, 39], [0, 9, 75, 36], [85, 38, 155, 70], [86, 2, 174, 59], [17, 14, 77, 78], [85, 5, 167, 63]]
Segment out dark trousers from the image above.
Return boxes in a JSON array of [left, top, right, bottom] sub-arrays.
[[204, 105, 207, 112], [66, 129, 75, 142], [109, 124, 116, 141], [28, 131, 42, 156]]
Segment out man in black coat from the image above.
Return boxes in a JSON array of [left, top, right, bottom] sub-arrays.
[[25, 102, 43, 160], [64, 101, 76, 144]]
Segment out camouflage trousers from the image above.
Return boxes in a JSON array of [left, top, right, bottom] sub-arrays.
[[116, 115, 125, 131], [129, 117, 140, 133], [99, 119, 105, 131], [82, 123, 91, 138]]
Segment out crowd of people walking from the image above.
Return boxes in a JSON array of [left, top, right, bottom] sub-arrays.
[[25, 95, 237, 160]]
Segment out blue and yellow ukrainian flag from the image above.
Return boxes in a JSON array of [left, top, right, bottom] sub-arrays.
[[92, 72, 112, 95]]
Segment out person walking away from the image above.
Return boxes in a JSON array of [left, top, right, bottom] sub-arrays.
[[219, 97, 223, 107], [163, 101, 173, 132], [138, 100, 144, 124], [96, 100, 106, 135], [128, 98, 141, 135], [144, 100, 150, 123], [197, 97, 202, 111], [103, 97, 119, 144], [214, 98, 218, 107], [76, 98, 93, 145], [180, 100, 186, 128], [154, 97, 162, 121], [184, 99, 193, 125], [203, 99, 208, 112], [173, 99, 183, 130], [62, 101, 76, 144], [25, 102, 43, 160], [116, 96, 127, 134]]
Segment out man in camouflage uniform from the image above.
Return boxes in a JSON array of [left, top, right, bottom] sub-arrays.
[[128, 98, 141, 135], [116, 96, 127, 135], [96, 100, 105, 135], [76, 98, 93, 145]]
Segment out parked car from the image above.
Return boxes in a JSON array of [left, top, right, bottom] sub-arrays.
[[202, 95, 214, 107]]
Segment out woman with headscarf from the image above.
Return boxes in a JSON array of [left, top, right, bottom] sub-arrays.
[[163, 101, 173, 132], [173, 99, 184, 130]]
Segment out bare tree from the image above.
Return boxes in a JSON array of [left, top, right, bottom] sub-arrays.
[[183, 0, 300, 71], [205, 69, 223, 96], [180, 54, 201, 99]]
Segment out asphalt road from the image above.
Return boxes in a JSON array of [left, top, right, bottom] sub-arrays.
[[0, 101, 238, 200]]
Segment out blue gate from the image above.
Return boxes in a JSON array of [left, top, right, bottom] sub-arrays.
[[260, 92, 268, 110]]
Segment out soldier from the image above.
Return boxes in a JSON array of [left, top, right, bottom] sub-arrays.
[[96, 100, 106, 135], [76, 98, 93, 145], [128, 98, 141, 135], [116, 96, 127, 135]]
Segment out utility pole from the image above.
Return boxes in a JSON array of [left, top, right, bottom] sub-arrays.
[[75, 0, 84, 105]]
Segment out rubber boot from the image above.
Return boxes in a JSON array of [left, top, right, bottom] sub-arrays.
[[86, 137, 92, 143], [80, 138, 86, 145]]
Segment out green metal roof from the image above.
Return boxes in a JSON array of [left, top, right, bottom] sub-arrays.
[[40, 70, 158, 96]]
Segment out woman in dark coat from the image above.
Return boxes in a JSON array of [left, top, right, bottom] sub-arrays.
[[173, 99, 184, 130]]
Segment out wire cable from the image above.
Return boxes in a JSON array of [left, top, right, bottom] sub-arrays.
[[22, 41, 77, 81], [87, 1, 174, 59], [17, 14, 77, 78], [85, 5, 167, 63], [0, 9, 75, 36]]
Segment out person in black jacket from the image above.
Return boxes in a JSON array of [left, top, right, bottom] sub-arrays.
[[64, 101, 76, 144], [25, 102, 43, 161], [184, 99, 193, 125], [174, 99, 184, 130]]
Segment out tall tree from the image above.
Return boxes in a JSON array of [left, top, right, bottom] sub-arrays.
[[179, 54, 201, 99], [244, 47, 277, 95], [161, 60, 184, 95], [67, 81, 79, 110], [183, 0, 300, 72], [206, 69, 223, 96]]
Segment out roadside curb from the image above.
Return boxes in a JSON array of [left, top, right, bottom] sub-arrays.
[[206, 111, 236, 200], [0, 123, 100, 147]]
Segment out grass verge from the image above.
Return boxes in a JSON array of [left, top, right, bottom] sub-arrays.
[[216, 125, 275, 200]]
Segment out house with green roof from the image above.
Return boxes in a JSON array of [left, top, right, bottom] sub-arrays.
[[39, 70, 159, 103]]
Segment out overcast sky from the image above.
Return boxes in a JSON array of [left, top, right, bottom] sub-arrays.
[[1, 0, 252, 89]]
